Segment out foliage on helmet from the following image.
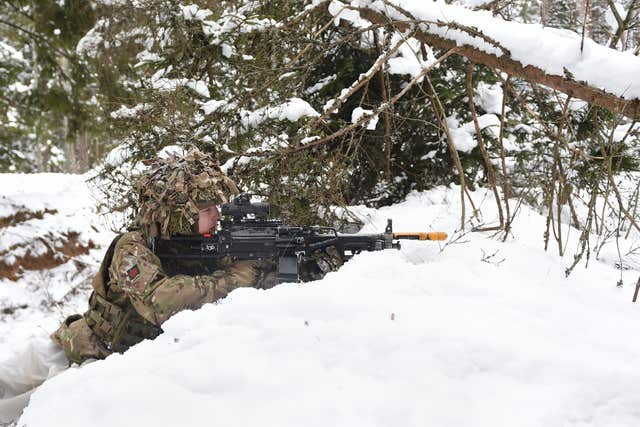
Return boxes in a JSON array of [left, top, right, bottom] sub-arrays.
[[136, 147, 238, 239]]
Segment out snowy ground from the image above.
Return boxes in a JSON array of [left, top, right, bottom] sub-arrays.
[[2, 174, 640, 426], [0, 173, 116, 352]]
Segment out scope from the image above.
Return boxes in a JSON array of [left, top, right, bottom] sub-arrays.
[[220, 193, 270, 219]]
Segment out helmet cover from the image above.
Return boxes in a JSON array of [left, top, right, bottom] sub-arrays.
[[136, 147, 238, 238]]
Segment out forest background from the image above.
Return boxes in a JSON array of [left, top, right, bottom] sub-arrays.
[[1, 0, 640, 271]]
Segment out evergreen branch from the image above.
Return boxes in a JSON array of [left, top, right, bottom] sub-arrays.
[[283, 46, 460, 154]]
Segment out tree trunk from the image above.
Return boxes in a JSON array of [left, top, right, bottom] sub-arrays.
[[76, 130, 89, 173], [63, 117, 77, 173]]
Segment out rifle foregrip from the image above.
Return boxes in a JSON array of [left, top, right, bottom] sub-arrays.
[[393, 232, 447, 241]]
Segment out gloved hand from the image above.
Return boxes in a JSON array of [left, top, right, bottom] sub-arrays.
[[242, 259, 278, 290], [300, 246, 343, 282], [225, 259, 275, 288]]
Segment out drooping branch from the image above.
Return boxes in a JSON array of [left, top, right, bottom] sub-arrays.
[[357, 8, 640, 121], [285, 47, 461, 154]]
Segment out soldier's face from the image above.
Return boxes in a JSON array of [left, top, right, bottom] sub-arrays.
[[198, 204, 221, 234]]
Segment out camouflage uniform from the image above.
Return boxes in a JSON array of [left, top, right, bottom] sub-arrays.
[[52, 148, 274, 364], [52, 230, 272, 364]]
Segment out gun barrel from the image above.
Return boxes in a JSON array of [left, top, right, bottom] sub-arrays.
[[393, 232, 447, 241]]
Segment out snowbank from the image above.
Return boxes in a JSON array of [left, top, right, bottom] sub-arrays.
[[11, 183, 640, 427], [0, 173, 115, 351]]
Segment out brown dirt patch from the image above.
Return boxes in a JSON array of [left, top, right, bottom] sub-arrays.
[[0, 208, 58, 228], [0, 232, 96, 281], [2, 304, 28, 315]]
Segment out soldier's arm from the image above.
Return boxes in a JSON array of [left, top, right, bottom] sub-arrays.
[[111, 236, 262, 325]]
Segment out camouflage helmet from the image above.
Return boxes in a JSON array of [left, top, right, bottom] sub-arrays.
[[136, 147, 239, 239]]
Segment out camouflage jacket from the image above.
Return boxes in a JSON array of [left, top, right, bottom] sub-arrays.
[[52, 230, 275, 364]]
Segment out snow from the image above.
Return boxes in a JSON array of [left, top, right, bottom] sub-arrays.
[[0, 173, 637, 426], [329, 0, 365, 26], [460, 0, 493, 7], [387, 35, 437, 79], [202, 98, 319, 141], [333, 0, 640, 99], [613, 123, 638, 142], [201, 12, 277, 44], [271, 98, 321, 121], [241, 98, 320, 128], [475, 81, 508, 115], [7, 82, 31, 94], [0, 174, 115, 352], [446, 113, 501, 152], [158, 145, 187, 159], [221, 43, 234, 58], [180, 4, 213, 21], [0, 41, 26, 64], [76, 21, 105, 57], [109, 103, 150, 119], [201, 99, 233, 115], [105, 144, 133, 167], [135, 51, 163, 66], [186, 80, 211, 98], [351, 107, 379, 130], [149, 68, 211, 98], [304, 74, 337, 95]]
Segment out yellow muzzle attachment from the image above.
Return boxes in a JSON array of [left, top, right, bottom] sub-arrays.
[[393, 232, 448, 241]]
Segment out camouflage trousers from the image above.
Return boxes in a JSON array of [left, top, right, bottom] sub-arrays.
[[0, 336, 69, 424], [51, 313, 112, 364]]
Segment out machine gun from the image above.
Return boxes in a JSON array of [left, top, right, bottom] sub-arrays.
[[153, 193, 447, 283]]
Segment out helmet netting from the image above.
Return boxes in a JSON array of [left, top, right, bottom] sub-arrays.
[[136, 147, 239, 239]]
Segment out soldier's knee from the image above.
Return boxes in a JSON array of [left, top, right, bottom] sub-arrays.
[[51, 315, 109, 365]]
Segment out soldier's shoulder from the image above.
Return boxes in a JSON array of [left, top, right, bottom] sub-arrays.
[[115, 230, 148, 252], [111, 230, 160, 270]]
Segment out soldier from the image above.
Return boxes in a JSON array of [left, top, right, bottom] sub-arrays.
[[0, 147, 342, 424]]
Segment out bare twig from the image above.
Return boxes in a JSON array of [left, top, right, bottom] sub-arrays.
[[374, 31, 394, 181], [607, 0, 639, 48], [467, 62, 505, 231], [581, 0, 590, 53], [497, 74, 513, 241], [425, 71, 480, 229], [633, 275, 640, 302]]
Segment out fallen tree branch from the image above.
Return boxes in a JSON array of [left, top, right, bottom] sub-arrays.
[[357, 8, 640, 121]]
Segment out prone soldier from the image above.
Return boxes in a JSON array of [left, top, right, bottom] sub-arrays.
[[0, 147, 342, 423]]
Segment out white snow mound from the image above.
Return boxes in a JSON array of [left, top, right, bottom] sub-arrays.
[[14, 184, 640, 427]]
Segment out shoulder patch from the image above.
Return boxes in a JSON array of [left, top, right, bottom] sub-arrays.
[[127, 264, 141, 280]]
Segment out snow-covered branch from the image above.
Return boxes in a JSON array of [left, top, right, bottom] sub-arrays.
[[338, 0, 640, 120]]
